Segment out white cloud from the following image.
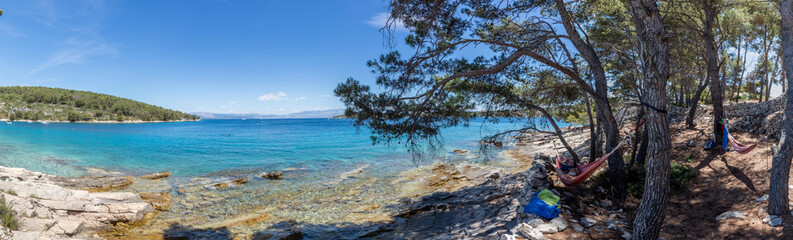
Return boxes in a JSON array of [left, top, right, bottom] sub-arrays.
[[25, 0, 117, 75], [31, 37, 118, 74], [257, 92, 288, 101], [319, 94, 332, 98], [365, 12, 407, 31], [293, 97, 306, 101]]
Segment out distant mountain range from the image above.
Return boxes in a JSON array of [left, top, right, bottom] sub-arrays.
[[192, 109, 345, 119]]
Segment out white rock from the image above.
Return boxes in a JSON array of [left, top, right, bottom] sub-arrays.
[[716, 211, 746, 221], [549, 217, 568, 231], [756, 195, 769, 202], [0, 166, 154, 239], [765, 215, 783, 227], [515, 223, 546, 240], [534, 223, 559, 234], [526, 218, 545, 227]]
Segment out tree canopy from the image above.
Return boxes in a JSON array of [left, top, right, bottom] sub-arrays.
[[0, 86, 198, 122], [336, 0, 791, 238]]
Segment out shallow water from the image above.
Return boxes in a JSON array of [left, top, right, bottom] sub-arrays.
[[0, 118, 569, 237]]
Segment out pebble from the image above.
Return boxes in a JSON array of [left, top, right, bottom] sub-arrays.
[[581, 217, 597, 228], [756, 195, 769, 202], [606, 219, 618, 230], [620, 227, 632, 239], [572, 224, 584, 232]]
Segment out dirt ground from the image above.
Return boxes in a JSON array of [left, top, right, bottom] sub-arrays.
[[539, 122, 792, 240]]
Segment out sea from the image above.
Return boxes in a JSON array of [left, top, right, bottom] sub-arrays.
[[0, 118, 570, 237]]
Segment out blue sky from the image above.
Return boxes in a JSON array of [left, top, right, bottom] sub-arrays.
[[0, 1, 782, 115], [0, 0, 409, 114]]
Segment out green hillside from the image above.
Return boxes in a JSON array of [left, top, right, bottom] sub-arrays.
[[0, 86, 199, 122]]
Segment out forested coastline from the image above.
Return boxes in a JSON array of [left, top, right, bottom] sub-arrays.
[[0, 86, 199, 122]]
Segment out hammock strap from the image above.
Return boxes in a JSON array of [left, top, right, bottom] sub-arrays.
[[641, 101, 667, 114]]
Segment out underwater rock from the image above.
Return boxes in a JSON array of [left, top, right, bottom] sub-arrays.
[[140, 191, 172, 211], [232, 178, 250, 185], [212, 182, 230, 189], [262, 171, 283, 179], [453, 149, 468, 154], [140, 171, 172, 180]]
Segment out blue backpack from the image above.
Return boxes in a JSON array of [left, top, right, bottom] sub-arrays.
[[704, 139, 716, 150], [523, 189, 561, 219]]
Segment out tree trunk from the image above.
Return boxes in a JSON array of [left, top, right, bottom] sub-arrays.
[[554, 0, 627, 202], [686, 71, 710, 128], [703, 0, 724, 145], [731, 35, 743, 101], [584, 91, 598, 160], [628, 0, 672, 238], [771, 50, 781, 100], [678, 82, 685, 106], [637, 123, 650, 166], [630, 107, 646, 167], [737, 36, 750, 102], [768, 0, 793, 215], [759, 27, 771, 102], [528, 104, 582, 163]]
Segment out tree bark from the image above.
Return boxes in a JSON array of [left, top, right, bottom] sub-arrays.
[[636, 123, 650, 166], [768, 0, 793, 215], [628, 0, 672, 239], [771, 50, 781, 100], [630, 107, 645, 167], [762, 26, 771, 102], [584, 90, 599, 160], [527, 104, 582, 163], [686, 71, 710, 128], [703, 0, 724, 145], [731, 35, 743, 101], [554, 0, 627, 202]]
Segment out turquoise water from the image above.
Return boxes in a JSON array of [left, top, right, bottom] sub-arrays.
[[0, 118, 575, 236], [0, 118, 565, 177]]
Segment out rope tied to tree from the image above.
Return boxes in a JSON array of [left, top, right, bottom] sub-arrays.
[[641, 101, 667, 114]]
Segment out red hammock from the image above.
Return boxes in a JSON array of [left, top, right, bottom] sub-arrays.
[[554, 139, 627, 187], [722, 119, 757, 154], [554, 153, 608, 186], [721, 114, 757, 154], [728, 135, 756, 154]]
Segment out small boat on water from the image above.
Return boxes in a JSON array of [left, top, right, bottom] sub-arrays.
[[26, 120, 33, 123], [5, 121, 11, 124], [41, 121, 49, 124]]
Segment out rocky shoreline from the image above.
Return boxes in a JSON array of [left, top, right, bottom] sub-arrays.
[[0, 166, 154, 239]]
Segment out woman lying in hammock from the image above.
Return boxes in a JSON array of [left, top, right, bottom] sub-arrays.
[[555, 155, 581, 180]]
